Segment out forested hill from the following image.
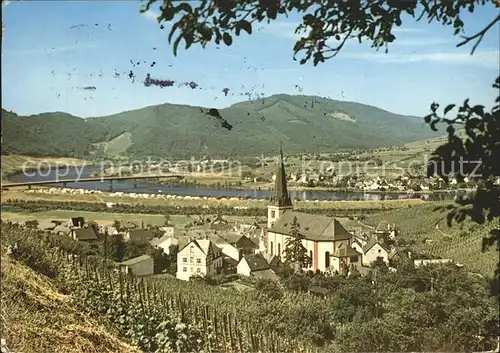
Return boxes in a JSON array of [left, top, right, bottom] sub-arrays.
[[1, 94, 440, 158]]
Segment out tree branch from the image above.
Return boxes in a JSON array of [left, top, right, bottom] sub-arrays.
[[456, 14, 500, 55]]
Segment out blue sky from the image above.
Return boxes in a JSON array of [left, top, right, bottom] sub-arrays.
[[2, 0, 499, 118]]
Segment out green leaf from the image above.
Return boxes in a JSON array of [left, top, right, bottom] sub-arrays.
[[222, 32, 233, 46], [161, 7, 176, 21], [177, 3, 192, 13], [238, 20, 252, 35], [173, 35, 183, 56], [471, 105, 485, 116], [303, 14, 315, 24], [168, 22, 181, 43], [444, 104, 455, 115]]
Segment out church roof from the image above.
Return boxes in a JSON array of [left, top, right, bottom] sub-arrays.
[[270, 147, 293, 207], [269, 211, 353, 242]]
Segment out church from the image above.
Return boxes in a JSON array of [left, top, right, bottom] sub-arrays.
[[266, 148, 361, 273]]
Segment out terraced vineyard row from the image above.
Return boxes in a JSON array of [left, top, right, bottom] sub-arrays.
[[363, 202, 498, 277]]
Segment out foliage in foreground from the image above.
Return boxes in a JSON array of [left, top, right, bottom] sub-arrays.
[[2, 225, 499, 352]]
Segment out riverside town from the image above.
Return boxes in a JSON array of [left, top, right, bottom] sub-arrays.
[[1, 1, 499, 353]]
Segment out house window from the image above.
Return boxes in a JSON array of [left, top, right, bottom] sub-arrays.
[[325, 252, 330, 268], [271, 210, 276, 218], [190, 267, 194, 272], [196, 268, 201, 273], [270, 241, 274, 255], [182, 257, 187, 263], [277, 243, 281, 256], [190, 256, 194, 263], [378, 249, 382, 253], [183, 267, 187, 272], [197, 258, 201, 264], [350, 255, 359, 263]]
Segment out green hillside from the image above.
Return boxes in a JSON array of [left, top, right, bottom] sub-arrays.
[[2, 94, 441, 158], [362, 202, 498, 277]]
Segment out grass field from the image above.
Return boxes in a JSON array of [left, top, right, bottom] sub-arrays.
[[363, 202, 498, 277], [0, 210, 256, 228], [93, 132, 133, 157]]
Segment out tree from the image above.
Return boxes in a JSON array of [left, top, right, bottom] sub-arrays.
[[282, 216, 312, 272], [112, 219, 121, 231], [108, 233, 126, 262], [255, 278, 283, 300], [141, 0, 499, 281], [425, 79, 500, 283], [164, 214, 171, 226]]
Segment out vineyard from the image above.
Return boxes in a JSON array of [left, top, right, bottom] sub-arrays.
[[1, 225, 333, 353], [363, 202, 499, 277], [2, 224, 499, 352]]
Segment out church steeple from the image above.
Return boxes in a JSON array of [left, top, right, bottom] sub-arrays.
[[270, 145, 292, 207]]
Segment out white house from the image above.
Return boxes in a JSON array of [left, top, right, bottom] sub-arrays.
[[120, 254, 154, 276], [160, 226, 175, 237], [209, 235, 240, 261], [362, 239, 389, 266], [351, 238, 364, 255], [237, 253, 279, 280], [176, 239, 224, 281], [150, 234, 179, 255]]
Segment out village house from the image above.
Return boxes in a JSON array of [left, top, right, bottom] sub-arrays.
[[69, 227, 98, 242], [362, 239, 389, 266], [120, 254, 154, 276], [388, 248, 408, 266], [150, 234, 179, 255], [70, 217, 85, 228], [351, 238, 365, 254], [266, 148, 355, 274], [209, 234, 240, 262], [221, 232, 258, 257], [236, 253, 279, 280], [176, 239, 224, 281], [124, 229, 156, 244], [52, 223, 71, 235], [104, 226, 120, 236], [331, 246, 363, 273], [160, 225, 176, 237], [375, 220, 397, 240]]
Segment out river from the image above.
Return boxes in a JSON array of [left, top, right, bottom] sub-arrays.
[[7, 165, 459, 202]]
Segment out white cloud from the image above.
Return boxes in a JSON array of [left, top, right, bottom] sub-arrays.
[[392, 37, 453, 46], [392, 27, 424, 33], [341, 50, 499, 69], [266, 21, 448, 47]]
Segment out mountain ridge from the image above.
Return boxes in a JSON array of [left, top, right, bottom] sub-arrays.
[[2, 94, 440, 158]]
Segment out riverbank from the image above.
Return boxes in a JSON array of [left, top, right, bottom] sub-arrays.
[[155, 179, 438, 193], [1, 188, 426, 210]]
